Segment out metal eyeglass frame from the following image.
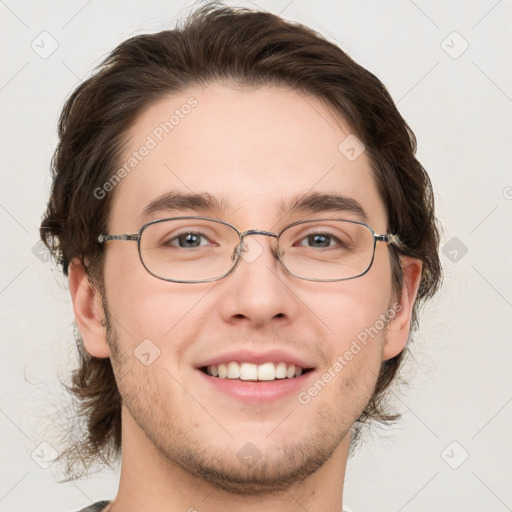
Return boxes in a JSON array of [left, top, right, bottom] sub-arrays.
[[97, 216, 402, 283]]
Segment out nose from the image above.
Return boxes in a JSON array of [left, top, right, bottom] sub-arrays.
[[218, 234, 298, 328]]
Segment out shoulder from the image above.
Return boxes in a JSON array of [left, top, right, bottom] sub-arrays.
[[73, 501, 111, 512]]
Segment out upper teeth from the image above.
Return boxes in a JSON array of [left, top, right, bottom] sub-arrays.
[[206, 362, 304, 381]]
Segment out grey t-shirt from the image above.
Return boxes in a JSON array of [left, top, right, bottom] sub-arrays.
[[74, 499, 351, 511], [75, 501, 111, 512]]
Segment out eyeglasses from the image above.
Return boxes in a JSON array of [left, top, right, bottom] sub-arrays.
[[97, 217, 401, 283]]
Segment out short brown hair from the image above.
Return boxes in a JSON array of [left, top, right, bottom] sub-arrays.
[[41, 1, 441, 480]]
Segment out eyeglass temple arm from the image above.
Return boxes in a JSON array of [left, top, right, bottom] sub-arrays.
[[98, 234, 139, 244], [375, 233, 403, 248]]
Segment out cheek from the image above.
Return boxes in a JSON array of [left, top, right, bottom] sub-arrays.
[[315, 273, 393, 347], [337, 348, 383, 415], [104, 255, 215, 350], [321, 306, 388, 412]]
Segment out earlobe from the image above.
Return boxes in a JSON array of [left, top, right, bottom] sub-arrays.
[[382, 256, 423, 360], [68, 259, 111, 358]]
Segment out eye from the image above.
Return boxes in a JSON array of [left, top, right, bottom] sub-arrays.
[[296, 233, 343, 248], [167, 231, 212, 248]]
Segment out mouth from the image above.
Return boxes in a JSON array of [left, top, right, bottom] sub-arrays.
[[199, 361, 314, 381]]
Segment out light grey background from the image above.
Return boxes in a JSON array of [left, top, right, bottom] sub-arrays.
[[1, 1, 511, 511]]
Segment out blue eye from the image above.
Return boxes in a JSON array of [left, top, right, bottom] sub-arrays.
[[304, 234, 332, 247], [297, 233, 342, 248], [169, 232, 210, 248]]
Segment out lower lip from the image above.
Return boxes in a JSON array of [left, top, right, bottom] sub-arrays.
[[196, 368, 315, 404]]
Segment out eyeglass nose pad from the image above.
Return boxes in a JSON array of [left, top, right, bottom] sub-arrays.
[[232, 241, 245, 262]]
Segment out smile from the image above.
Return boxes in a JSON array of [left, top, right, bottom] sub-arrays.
[[201, 361, 313, 381]]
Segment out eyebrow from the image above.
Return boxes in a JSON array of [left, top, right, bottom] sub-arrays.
[[278, 191, 367, 221], [140, 191, 226, 220], [139, 190, 367, 222]]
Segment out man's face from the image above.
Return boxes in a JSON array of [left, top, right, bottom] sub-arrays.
[[99, 83, 401, 492]]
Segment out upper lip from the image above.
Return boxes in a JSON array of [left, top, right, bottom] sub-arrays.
[[195, 348, 316, 369]]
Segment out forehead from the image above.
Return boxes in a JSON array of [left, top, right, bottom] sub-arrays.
[[109, 82, 387, 230]]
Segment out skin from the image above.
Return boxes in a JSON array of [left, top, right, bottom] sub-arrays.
[[69, 82, 422, 512]]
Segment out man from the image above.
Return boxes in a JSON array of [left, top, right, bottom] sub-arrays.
[[40, 2, 441, 511]]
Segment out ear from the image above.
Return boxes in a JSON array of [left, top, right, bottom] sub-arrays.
[[382, 257, 423, 360], [68, 258, 111, 358]]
